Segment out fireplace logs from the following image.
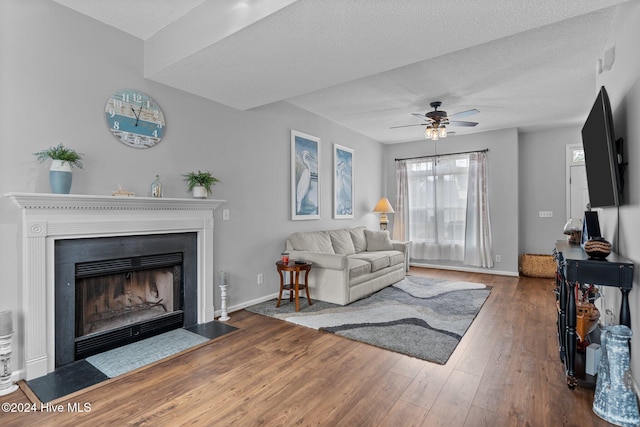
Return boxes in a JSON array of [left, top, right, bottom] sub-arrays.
[[78, 268, 175, 337]]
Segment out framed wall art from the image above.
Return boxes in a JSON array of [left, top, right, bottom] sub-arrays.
[[291, 130, 320, 220], [333, 144, 354, 219]]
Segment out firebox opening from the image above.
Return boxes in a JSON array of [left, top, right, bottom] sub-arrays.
[[76, 263, 182, 338], [73, 253, 184, 360]]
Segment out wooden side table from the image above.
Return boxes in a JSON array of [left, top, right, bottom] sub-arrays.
[[275, 261, 312, 312]]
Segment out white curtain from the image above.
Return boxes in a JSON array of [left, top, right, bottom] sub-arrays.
[[392, 160, 409, 242], [394, 151, 493, 267], [464, 152, 494, 268]]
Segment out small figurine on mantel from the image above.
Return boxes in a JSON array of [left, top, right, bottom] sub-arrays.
[[111, 184, 135, 197]]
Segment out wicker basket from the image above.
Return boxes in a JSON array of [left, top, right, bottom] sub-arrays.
[[520, 253, 556, 278]]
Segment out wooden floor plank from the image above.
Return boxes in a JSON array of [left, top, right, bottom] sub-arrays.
[[422, 370, 482, 427], [1, 267, 611, 426]]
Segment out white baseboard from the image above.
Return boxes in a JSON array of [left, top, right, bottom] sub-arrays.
[[214, 292, 279, 319], [12, 369, 24, 383]]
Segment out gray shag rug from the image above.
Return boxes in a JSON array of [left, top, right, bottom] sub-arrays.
[[246, 276, 491, 364]]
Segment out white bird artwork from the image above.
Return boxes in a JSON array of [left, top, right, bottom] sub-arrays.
[[336, 161, 351, 214], [296, 150, 314, 213]]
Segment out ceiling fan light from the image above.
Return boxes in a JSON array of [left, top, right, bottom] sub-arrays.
[[424, 127, 433, 139], [431, 130, 439, 141], [438, 125, 447, 138]]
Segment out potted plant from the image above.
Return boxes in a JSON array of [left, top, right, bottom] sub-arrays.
[[182, 170, 220, 198], [34, 143, 84, 194]]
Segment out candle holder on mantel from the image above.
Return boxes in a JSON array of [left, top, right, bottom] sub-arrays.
[[218, 271, 230, 321], [0, 310, 18, 396]]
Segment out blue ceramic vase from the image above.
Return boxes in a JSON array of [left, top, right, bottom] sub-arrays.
[[49, 160, 72, 194], [593, 325, 640, 427]]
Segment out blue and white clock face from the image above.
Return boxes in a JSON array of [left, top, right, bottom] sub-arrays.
[[105, 89, 166, 149]]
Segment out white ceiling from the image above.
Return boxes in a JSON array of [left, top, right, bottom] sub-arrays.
[[53, 0, 629, 143]]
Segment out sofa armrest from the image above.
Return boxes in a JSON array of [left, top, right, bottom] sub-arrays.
[[391, 241, 410, 272], [286, 250, 348, 270], [391, 241, 407, 254]]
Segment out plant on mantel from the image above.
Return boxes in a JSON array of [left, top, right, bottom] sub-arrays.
[[33, 143, 84, 169], [33, 143, 84, 194], [182, 170, 220, 197]]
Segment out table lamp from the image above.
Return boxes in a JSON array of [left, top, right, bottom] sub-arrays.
[[372, 197, 394, 230]]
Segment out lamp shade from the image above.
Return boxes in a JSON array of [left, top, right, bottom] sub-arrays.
[[373, 197, 394, 213]]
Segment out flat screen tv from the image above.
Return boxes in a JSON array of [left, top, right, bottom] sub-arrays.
[[581, 86, 623, 208]]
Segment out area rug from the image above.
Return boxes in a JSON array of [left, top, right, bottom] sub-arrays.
[[246, 276, 491, 364]]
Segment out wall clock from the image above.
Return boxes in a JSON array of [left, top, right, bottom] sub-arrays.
[[105, 89, 166, 149]]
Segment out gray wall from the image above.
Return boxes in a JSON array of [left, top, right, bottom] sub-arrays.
[[593, 1, 640, 386], [518, 126, 583, 255], [383, 128, 520, 275], [0, 0, 383, 374]]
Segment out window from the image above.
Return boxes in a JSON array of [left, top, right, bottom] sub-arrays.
[[395, 151, 493, 268], [407, 154, 469, 261]]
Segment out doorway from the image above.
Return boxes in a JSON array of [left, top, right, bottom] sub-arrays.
[[566, 143, 589, 221]]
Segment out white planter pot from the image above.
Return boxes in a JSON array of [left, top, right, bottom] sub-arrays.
[[49, 160, 73, 194], [193, 186, 208, 199]]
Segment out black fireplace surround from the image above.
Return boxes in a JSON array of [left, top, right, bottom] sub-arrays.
[[55, 233, 198, 368]]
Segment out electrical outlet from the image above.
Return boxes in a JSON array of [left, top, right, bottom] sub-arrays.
[[223, 209, 229, 221], [539, 211, 553, 218], [257, 273, 264, 285], [495, 255, 502, 263]]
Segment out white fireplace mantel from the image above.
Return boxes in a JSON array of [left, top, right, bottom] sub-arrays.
[[5, 192, 225, 380]]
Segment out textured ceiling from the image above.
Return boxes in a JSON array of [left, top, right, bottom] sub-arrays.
[[52, 0, 629, 143]]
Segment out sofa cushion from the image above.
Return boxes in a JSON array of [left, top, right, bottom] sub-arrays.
[[348, 258, 371, 279], [288, 231, 335, 254], [388, 251, 405, 266], [364, 229, 393, 251], [349, 226, 368, 253], [350, 252, 390, 272], [329, 229, 356, 255], [374, 250, 405, 267]]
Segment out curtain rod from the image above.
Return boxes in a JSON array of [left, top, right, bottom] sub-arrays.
[[395, 148, 489, 162]]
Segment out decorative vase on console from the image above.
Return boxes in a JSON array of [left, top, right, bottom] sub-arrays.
[[593, 325, 640, 427], [584, 237, 612, 259]]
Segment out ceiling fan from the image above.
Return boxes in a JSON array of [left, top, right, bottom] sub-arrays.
[[391, 101, 479, 140]]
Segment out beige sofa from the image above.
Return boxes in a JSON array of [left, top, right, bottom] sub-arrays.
[[284, 226, 407, 305]]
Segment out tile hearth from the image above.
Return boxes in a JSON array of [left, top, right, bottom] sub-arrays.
[[25, 321, 237, 403]]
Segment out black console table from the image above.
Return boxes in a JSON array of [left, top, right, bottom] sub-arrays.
[[554, 240, 634, 389]]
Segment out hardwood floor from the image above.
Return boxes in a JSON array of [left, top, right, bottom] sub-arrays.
[[2, 268, 609, 426]]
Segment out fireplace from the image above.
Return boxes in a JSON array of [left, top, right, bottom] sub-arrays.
[[54, 233, 198, 367], [7, 193, 223, 380]]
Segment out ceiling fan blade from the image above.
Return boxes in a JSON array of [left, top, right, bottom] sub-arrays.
[[449, 120, 478, 127], [390, 123, 428, 129], [447, 109, 479, 119], [411, 112, 435, 121]]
